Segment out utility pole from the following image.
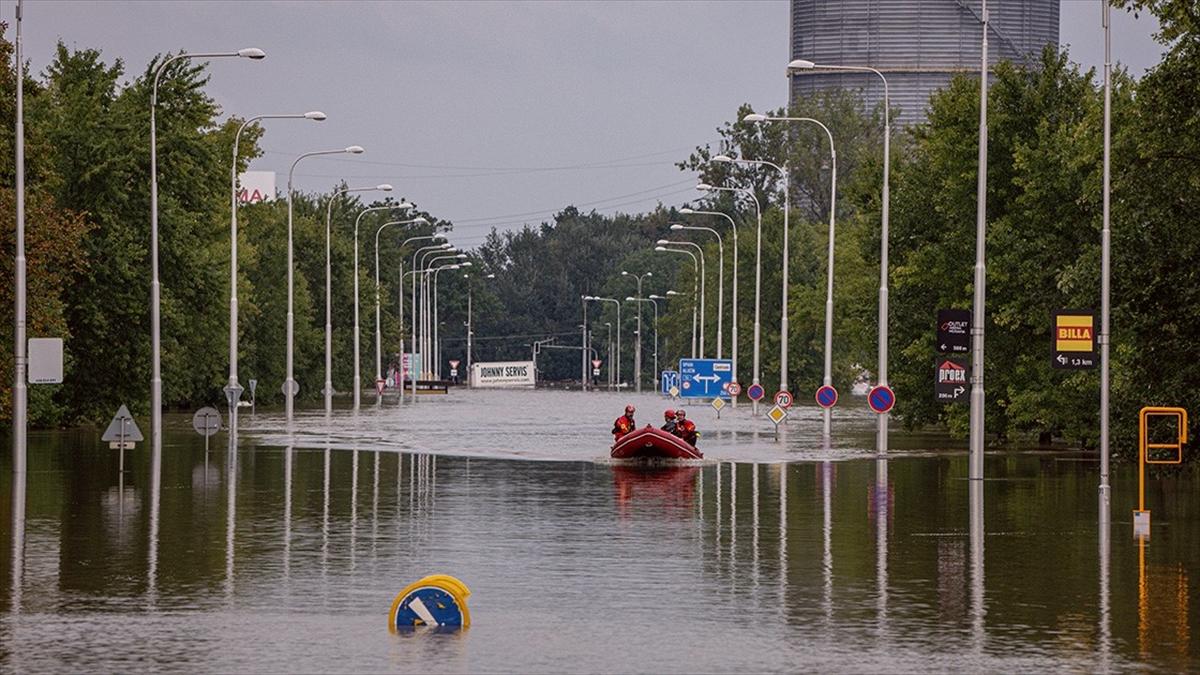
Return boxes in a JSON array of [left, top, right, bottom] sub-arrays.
[[13, 0, 28, 474], [968, 0, 989, 481]]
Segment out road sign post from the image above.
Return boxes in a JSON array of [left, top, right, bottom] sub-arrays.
[[1135, 406, 1187, 538], [678, 359, 733, 399], [1052, 310, 1097, 369], [192, 406, 221, 454], [768, 404, 788, 439], [774, 390, 793, 409], [935, 357, 969, 403], [711, 397, 726, 419], [248, 379, 257, 411]]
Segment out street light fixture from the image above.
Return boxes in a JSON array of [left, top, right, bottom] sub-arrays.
[[374, 217, 429, 394], [627, 295, 661, 385], [787, 56, 892, 453], [670, 222, 724, 361], [621, 270, 653, 392], [697, 181, 763, 412], [322, 183, 392, 412], [744, 112, 838, 436], [656, 248, 699, 357], [658, 240, 705, 357], [679, 207, 740, 393], [710, 153, 790, 394], [350, 200, 413, 409], [285, 145, 365, 421], [584, 296, 622, 386], [150, 46, 265, 450], [227, 110, 325, 432]]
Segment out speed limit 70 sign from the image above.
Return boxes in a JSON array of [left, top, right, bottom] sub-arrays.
[[774, 390, 794, 409]]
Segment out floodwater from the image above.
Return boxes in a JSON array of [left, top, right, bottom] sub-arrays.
[[2, 388, 1197, 672]]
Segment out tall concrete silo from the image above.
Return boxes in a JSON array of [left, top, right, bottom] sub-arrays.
[[789, 0, 1059, 125]]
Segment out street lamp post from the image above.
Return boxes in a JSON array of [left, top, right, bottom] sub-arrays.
[[12, 0, 26, 474], [422, 253, 465, 379], [432, 261, 465, 378], [679, 208, 739, 397], [788, 57, 891, 451], [670, 223, 724, 360], [584, 296, 621, 386], [286, 145, 365, 422], [968, 3, 989, 480], [389, 230, 438, 402], [665, 286, 696, 359], [658, 241, 704, 357], [621, 271, 652, 392], [151, 46, 264, 449], [698, 183, 762, 413], [465, 273, 494, 384], [412, 243, 452, 391], [711, 154, 788, 393], [604, 322, 613, 388], [352, 202, 412, 409], [629, 296, 661, 387], [744, 113, 838, 436], [374, 217, 429, 394], [228, 111, 325, 433], [1100, 0, 1113, 498], [323, 184, 392, 413]]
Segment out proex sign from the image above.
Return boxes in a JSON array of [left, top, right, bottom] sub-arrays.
[[935, 357, 969, 403], [469, 361, 535, 388]]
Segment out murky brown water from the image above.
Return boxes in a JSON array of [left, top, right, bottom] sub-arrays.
[[2, 389, 1197, 672]]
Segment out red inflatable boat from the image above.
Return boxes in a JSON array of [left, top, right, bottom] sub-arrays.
[[610, 426, 703, 460]]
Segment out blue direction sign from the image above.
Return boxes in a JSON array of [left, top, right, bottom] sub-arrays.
[[660, 370, 680, 396], [815, 385, 839, 409], [678, 358, 733, 399], [868, 385, 896, 414]]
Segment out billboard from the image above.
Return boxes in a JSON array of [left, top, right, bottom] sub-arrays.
[[238, 171, 276, 204], [469, 361, 535, 388]]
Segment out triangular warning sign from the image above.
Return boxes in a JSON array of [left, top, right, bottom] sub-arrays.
[[101, 404, 144, 442]]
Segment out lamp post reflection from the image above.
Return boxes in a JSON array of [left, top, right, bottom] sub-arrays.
[[822, 458, 833, 629], [1098, 488, 1112, 670], [224, 433, 238, 602], [874, 457, 889, 635], [969, 477, 985, 653], [283, 445, 293, 582], [147, 441, 162, 606], [10, 469, 27, 614]]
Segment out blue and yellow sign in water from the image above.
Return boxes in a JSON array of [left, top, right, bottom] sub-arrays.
[[390, 575, 471, 630]]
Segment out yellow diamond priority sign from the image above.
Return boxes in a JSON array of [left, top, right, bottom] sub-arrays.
[[767, 405, 788, 425], [669, 385, 680, 398], [711, 398, 726, 412]]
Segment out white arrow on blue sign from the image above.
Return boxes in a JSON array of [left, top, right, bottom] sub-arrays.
[[678, 358, 733, 399]]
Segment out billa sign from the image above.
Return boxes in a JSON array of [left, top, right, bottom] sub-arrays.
[[935, 357, 969, 403], [1052, 310, 1097, 369], [936, 309, 971, 353]]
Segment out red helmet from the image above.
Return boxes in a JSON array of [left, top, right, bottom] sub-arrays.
[[664, 409, 676, 420], [675, 409, 686, 419], [625, 405, 636, 415]]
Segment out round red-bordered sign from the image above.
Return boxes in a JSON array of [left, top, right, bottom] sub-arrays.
[[774, 390, 794, 409], [747, 383, 766, 402], [867, 385, 895, 414], [815, 385, 838, 409], [726, 382, 743, 397]]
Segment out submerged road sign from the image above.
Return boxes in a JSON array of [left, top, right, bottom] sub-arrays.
[[1053, 310, 1097, 369], [937, 309, 971, 354], [101, 405, 143, 449], [815, 385, 838, 409], [678, 359, 732, 399], [935, 357, 969, 403], [660, 370, 680, 396], [868, 385, 895, 414]]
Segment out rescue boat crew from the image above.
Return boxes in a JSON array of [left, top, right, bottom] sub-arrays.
[[674, 409, 698, 447], [612, 405, 637, 441]]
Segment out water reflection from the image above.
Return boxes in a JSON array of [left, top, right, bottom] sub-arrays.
[[4, 421, 1200, 671], [9, 470, 26, 615]]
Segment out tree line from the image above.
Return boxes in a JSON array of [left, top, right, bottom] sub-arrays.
[[4, 0, 1199, 460]]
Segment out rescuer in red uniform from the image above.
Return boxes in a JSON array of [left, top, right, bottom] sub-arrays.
[[661, 409, 678, 434], [674, 409, 698, 447], [612, 405, 637, 440]]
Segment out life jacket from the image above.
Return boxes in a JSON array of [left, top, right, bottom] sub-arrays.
[[677, 419, 698, 446], [661, 421, 677, 434], [612, 415, 635, 438]]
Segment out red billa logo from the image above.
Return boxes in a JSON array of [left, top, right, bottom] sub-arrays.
[[938, 360, 967, 384], [1056, 326, 1093, 340]]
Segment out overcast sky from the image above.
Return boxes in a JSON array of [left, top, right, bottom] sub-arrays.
[[16, 1, 1164, 249]]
